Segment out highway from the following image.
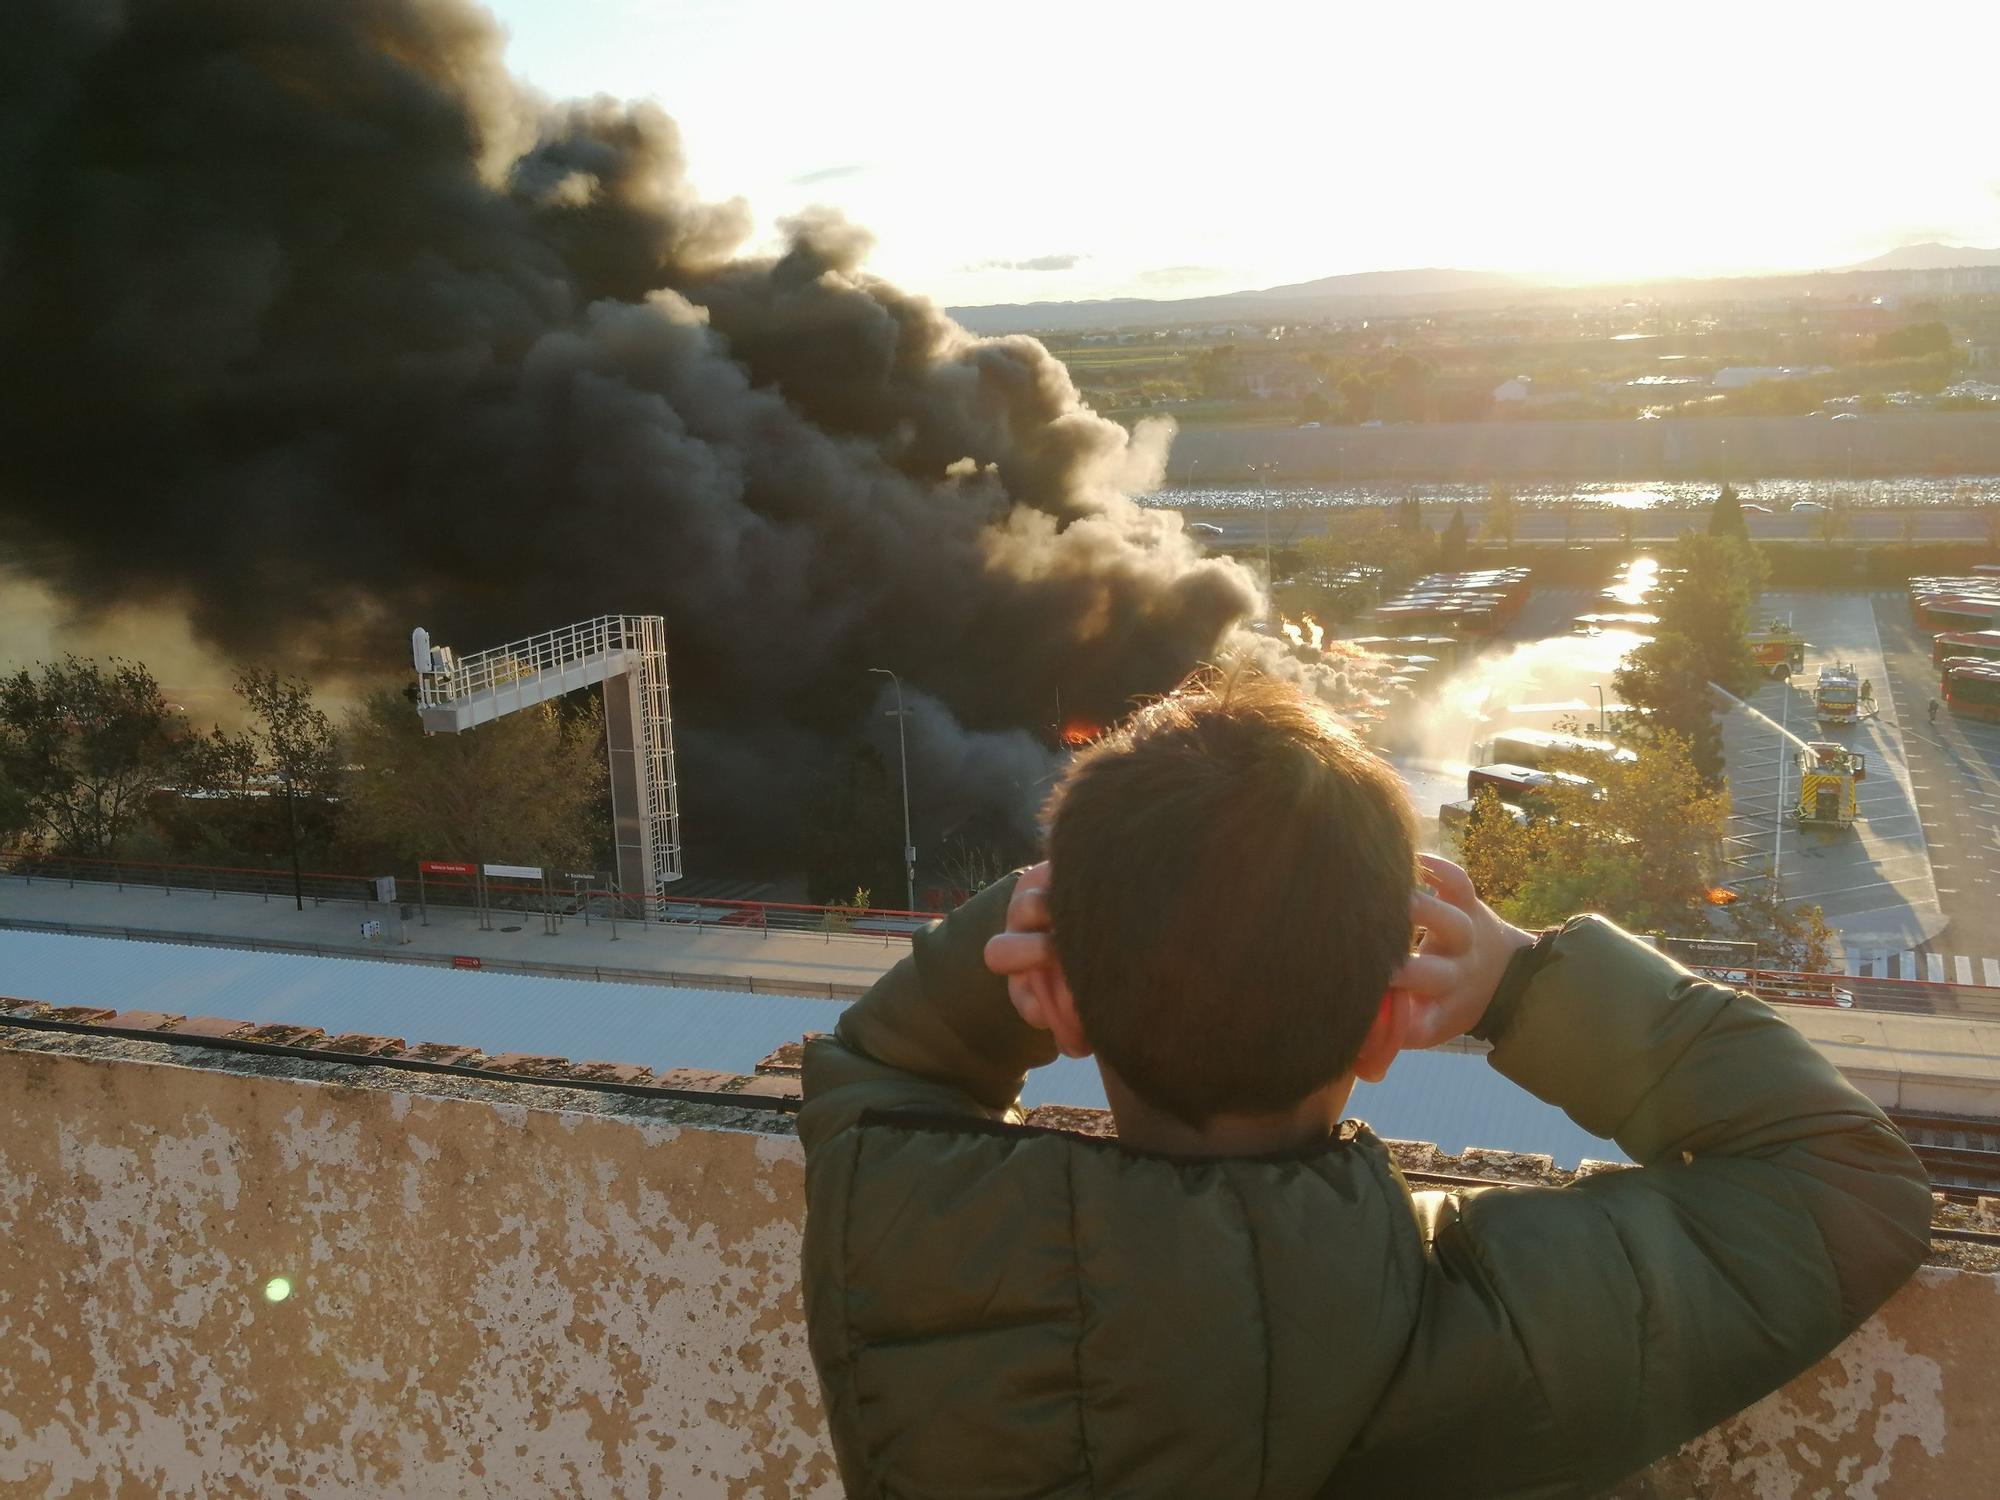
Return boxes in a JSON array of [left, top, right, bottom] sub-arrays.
[[1186, 504, 1996, 548]]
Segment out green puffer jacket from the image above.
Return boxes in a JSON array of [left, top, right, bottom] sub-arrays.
[[799, 876, 1932, 1499]]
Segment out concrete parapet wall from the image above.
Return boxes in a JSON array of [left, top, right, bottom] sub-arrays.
[[1, 1028, 1994, 1499]]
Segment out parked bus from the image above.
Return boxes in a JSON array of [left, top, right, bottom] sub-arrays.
[[1931, 630, 2000, 667], [1916, 596, 2000, 633], [1943, 661, 2000, 723], [1466, 763, 1597, 817], [1474, 727, 1637, 773]]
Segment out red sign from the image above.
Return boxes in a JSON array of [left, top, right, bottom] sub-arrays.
[[421, 861, 475, 876], [451, 955, 482, 970]]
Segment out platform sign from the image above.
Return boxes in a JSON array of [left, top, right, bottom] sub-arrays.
[[1661, 936, 1759, 971], [374, 875, 397, 904], [483, 862, 543, 881], [420, 860, 475, 877]]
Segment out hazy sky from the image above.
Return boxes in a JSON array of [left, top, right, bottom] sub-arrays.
[[485, 0, 2000, 306]]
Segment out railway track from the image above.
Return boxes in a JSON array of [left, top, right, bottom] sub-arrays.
[[1888, 1111, 2000, 1198]]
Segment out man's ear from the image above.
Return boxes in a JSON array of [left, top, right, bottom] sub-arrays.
[[1014, 962, 1094, 1060], [1351, 991, 1403, 1085]]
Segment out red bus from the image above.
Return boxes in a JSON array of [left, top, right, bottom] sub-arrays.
[[1943, 661, 2000, 722], [1933, 630, 2000, 667], [1916, 596, 2000, 632]]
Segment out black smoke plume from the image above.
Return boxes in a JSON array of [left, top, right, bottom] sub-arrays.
[[0, 0, 1309, 870]]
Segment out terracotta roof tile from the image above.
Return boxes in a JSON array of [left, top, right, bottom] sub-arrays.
[[396, 1042, 485, 1066], [483, 1052, 573, 1078], [109, 1009, 188, 1032], [568, 1061, 657, 1085], [323, 1032, 408, 1057], [174, 1016, 255, 1040], [238, 1023, 328, 1047], [45, 1006, 118, 1024]]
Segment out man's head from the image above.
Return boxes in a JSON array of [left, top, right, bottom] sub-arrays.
[[1042, 672, 1418, 1133]]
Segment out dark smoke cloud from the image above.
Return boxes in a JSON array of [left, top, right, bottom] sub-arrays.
[[0, 0, 1269, 869]]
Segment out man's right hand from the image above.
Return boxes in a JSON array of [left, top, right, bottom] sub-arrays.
[[984, 862, 1060, 1032], [1390, 855, 1534, 1051]]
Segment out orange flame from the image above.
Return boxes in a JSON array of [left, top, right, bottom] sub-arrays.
[[1060, 720, 1100, 748], [1280, 614, 1327, 652]]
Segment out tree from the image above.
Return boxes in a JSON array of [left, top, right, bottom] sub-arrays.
[[340, 687, 607, 873], [1707, 483, 1747, 541], [1396, 490, 1423, 534], [1724, 871, 1835, 973], [1439, 508, 1470, 569], [1654, 531, 1767, 694], [1294, 507, 1438, 602], [1484, 481, 1517, 548], [799, 745, 904, 906], [1608, 531, 1767, 784], [1871, 321, 1952, 361], [1459, 730, 1729, 935], [1337, 371, 1372, 424], [1613, 633, 1727, 781], [0, 656, 186, 855]]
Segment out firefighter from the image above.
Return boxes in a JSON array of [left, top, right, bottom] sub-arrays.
[[1929, 698, 1940, 724]]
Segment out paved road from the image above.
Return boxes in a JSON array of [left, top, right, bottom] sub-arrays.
[[1718, 592, 1940, 950], [1873, 597, 2000, 985]]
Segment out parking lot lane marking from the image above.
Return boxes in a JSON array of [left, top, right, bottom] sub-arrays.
[[1985, 959, 2000, 988], [1956, 955, 1976, 985], [1928, 953, 1948, 983]]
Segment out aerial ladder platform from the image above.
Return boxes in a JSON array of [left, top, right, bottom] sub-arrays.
[[411, 615, 682, 911]]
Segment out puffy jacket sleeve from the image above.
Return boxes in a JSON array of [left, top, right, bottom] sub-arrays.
[[797, 872, 1058, 1157], [1333, 914, 1933, 1499]]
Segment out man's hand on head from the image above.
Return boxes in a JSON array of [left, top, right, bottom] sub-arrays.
[[984, 862, 1085, 1052], [1390, 855, 1534, 1051]]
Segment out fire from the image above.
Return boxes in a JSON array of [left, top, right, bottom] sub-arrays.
[[1280, 613, 1328, 652], [1705, 887, 1739, 906], [1060, 720, 1100, 747]]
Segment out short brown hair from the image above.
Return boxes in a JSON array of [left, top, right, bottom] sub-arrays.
[[1046, 672, 1416, 1127]]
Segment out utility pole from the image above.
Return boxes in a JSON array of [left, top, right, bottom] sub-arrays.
[[870, 667, 916, 912], [283, 773, 304, 912]]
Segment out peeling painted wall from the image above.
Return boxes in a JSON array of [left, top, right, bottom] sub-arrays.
[[0, 1038, 836, 1499], [1, 1034, 1994, 1500]]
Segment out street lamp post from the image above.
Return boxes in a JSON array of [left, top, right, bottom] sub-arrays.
[[1594, 684, 1607, 734], [870, 667, 916, 912], [282, 772, 305, 912]]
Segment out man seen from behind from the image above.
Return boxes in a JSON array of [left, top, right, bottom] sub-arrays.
[[799, 672, 1931, 1499]]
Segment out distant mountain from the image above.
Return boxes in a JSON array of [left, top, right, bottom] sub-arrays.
[[1839, 242, 2000, 272], [1219, 266, 1524, 303], [948, 267, 1527, 336]]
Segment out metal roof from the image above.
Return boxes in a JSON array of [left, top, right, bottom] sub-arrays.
[[0, 928, 1623, 1164]]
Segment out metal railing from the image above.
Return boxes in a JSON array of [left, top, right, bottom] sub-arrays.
[[1, 850, 380, 908], [0, 849, 935, 944], [416, 615, 645, 708]]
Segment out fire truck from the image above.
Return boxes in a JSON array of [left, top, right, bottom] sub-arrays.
[[1745, 622, 1807, 679], [1811, 662, 1872, 725], [1795, 741, 1866, 828]]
